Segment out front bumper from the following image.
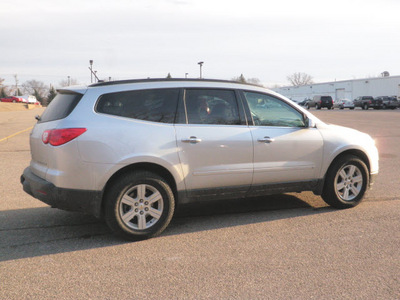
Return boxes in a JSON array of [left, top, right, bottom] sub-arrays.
[[21, 167, 103, 218]]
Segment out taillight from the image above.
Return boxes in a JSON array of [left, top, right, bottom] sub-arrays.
[[42, 128, 87, 146]]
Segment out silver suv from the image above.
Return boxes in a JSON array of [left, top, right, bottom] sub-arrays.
[[21, 79, 379, 240]]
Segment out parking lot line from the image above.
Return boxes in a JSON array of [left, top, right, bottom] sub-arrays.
[[0, 126, 33, 142]]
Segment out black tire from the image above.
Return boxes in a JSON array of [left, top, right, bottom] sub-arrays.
[[306, 104, 310, 110], [322, 155, 369, 209], [105, 171, 175, 240]]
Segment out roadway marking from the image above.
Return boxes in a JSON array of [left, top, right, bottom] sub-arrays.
[[0, 127, 33, 142]]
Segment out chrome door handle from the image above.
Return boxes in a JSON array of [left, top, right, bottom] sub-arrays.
[[181, 136, 202, 144], [257, 136, 275, 143]]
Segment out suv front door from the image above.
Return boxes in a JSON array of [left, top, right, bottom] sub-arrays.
[[241, 91, 324, 194], [175, 89, 253, 200]]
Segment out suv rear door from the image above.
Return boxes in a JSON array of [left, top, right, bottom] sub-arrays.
[[175, 88, 253, 199]]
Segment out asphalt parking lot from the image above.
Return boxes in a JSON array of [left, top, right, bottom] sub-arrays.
[[1, 107, 399, 299]]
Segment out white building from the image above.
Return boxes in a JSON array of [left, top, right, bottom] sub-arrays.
[[274, 75, 400, 102]]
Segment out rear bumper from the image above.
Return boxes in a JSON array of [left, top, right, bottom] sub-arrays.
[[21, 167, 103, 218]]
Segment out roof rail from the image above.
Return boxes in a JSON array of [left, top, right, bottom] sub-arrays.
[[89, 78, 256, 87]]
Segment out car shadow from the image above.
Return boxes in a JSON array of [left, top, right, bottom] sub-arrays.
[[0, 193, 331, 262]]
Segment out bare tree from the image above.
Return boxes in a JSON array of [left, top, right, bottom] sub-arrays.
[[58, 78, 80, 87], [21, 80, 48, 105], [232, 74, 263, 86], [287, 72, 313, 86], [246, 77, 264, 87]]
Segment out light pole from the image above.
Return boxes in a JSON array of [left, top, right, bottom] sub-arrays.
[[89, 60, 93, 83], [88, 60, 100, 83], [198, 61, 204, 79]]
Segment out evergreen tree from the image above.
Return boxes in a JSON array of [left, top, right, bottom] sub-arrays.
[[47, 86, 57, 105], [166, 73, 172, 78], [232, 74, 247, 83], [33, 89, 44, 105], [0, 87, 8, 98]]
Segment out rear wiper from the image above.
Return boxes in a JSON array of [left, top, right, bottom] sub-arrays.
[[35, 115, 41, 121]]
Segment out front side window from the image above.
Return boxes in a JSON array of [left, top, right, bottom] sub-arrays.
[[184, 89, 240, 125], [243, 91, 306, 127], [96, 88, 180, 123]]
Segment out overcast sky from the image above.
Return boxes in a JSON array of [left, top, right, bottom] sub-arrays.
[[1, 0, 400, 88]]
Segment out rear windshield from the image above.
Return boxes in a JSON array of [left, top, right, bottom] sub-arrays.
[[321, 96, 332, 101], [38, 92, 83, 123]]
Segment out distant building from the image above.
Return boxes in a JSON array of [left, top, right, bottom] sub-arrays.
[[274, 75, 400, 102]]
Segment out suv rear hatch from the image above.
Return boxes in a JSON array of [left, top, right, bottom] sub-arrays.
[[30, 90, 84, 180], [321, 96, 333, 106]]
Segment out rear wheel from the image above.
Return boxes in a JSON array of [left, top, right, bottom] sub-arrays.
[[322, 155, 369, 209], [105, 171, 175, 240]]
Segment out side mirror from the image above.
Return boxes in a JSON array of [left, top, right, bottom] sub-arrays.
[[305, 116, 316, 128]]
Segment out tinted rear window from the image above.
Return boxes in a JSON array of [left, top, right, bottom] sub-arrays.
[[321, 96, 332, 101], [96, 88, 180, 123], [39, 92, 83, 123]]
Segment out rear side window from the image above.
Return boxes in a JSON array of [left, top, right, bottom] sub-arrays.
[[96, 88, 180, 124], [184, 89, 241, 125], [39, 92, 83, 123]]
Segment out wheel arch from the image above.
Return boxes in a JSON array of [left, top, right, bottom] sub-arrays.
[[100, 162, 178, 218], [314, 149, 371, 195]]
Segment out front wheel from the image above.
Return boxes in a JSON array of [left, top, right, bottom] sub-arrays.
[[322, 155, 369, 209], [105, 171, 175, 240]]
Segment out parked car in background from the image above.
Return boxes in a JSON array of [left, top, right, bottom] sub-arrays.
[[20, 95, 38, 104], [375, 96, 399, 109], [306, 95, 333, 110], [298, 99, 310, 107], [0, 96, 26, 103], [353, 96, 383, 110], [333, 99, 355, 110], [21, 78, 379, 240]]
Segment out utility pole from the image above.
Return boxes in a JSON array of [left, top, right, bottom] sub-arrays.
[[14, 74, 18, 96]]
